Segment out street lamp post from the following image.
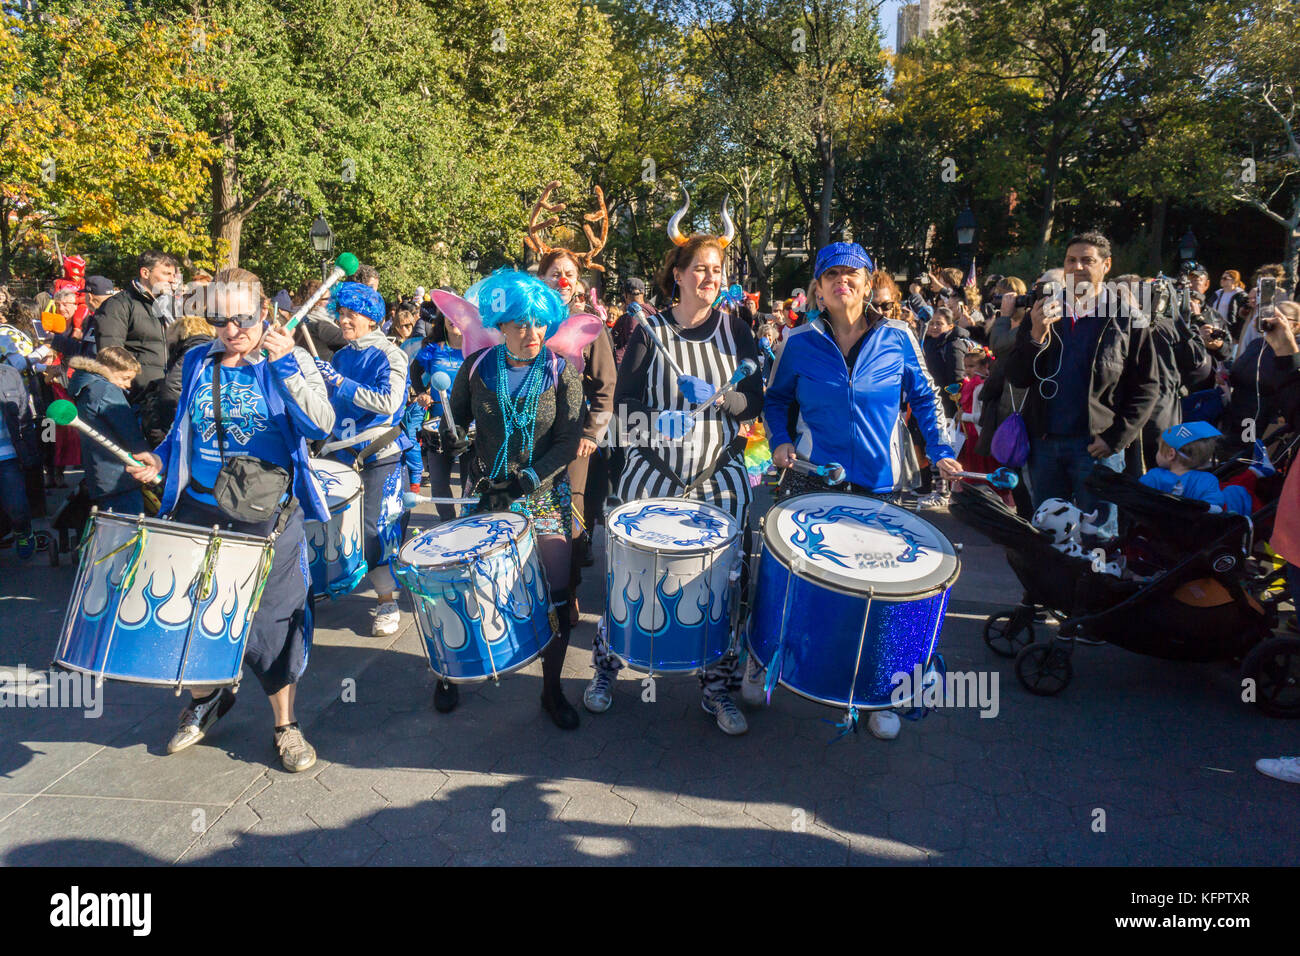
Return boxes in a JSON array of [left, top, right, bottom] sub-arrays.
[[955, 205, 977, 271], [310, 215, 333, 282], [463, 248, 480, 275]]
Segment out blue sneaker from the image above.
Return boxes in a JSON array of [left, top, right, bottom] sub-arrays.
[[15, 533, 36, 561]]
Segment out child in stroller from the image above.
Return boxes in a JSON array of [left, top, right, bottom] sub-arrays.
[[950, 467, 1300, 717]]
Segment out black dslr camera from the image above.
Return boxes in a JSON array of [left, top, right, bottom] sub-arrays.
[[1012, 280, 1059, 311]]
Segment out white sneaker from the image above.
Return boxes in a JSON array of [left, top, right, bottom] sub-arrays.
[[372, 601, 400, 637], [741, 655, 767, 707], [702, 693, 749, 735], [1255, 756, 1300, 784], [583, 670, 615, 714], [915, 492, 949, 511], [868, 710, 901, 740]]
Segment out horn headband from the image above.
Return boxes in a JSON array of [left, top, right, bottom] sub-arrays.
[[666, 187, 735, 249]]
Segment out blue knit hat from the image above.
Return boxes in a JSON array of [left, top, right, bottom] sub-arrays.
[[813, 242, 874, 279], [330, 281, 386, 324]]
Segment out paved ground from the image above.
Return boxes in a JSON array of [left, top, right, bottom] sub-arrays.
[[1, 483, 1298, 866]]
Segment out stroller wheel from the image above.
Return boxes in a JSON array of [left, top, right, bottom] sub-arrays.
[[1015, 643, 1072, 696], [1242, 636, 1300, 718], [983, 610, 1035, 659]]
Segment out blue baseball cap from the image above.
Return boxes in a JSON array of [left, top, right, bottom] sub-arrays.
[[813, 242, 874, 279], [1162, 420, 1221, 451]]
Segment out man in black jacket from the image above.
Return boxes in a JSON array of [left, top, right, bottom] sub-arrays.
[[1006, 233, 1160, 512], [93, 250, 176, 396]]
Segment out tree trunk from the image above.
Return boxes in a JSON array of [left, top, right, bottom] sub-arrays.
[[1285, 223, 1300, 292], [1036, 138, 1062, 259], [817, 129, 835, 249], [1147, 197, 1167, 275], [209, 107, 242, 268], [0, 197, 10, 283]]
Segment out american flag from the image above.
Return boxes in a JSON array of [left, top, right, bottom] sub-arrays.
[[964, 258, 976, 288]]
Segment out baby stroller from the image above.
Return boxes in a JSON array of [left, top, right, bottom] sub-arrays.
[[950, 467, 1300, 717]]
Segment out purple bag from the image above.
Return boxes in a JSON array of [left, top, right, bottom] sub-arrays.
[[991, 389, 1029, 467]]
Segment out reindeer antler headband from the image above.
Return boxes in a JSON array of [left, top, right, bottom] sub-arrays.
[[666, 187, 735, 248], [525, 180, 609, 273]]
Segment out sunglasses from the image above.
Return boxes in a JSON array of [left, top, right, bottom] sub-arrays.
[[207, 314, 263, 329]]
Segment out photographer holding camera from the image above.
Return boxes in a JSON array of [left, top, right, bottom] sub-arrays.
[[1005, 232, 1159, 511]]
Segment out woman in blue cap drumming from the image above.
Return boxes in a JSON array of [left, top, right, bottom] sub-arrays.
[[315, 281, 413, 638], [439, 269, 587, 728], [757, 242, 960, 738], [764, 241, 960, 499]]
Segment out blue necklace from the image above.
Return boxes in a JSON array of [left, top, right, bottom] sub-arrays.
[[490, 344, 547, 481]]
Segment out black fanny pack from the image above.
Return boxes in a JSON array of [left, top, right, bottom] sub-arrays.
[[194, 361, 292, 523]]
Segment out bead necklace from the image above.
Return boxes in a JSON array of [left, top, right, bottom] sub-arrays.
[[490, 344, 547, 481]]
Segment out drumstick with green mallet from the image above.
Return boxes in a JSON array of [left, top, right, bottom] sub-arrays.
[[45, 399, 162, 486], [262, 251, 359, 357]]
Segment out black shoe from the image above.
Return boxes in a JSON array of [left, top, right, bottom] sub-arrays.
[[433, 681, 459, 713], [541, 691, 579, 730]]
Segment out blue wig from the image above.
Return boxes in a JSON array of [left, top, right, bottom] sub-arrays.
[[330, 281, 386, 325], [475, 268, 567, 336]]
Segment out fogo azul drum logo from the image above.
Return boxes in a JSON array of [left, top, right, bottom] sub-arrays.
[[612, 503, 730, 548], [788, 504, 926, 571]]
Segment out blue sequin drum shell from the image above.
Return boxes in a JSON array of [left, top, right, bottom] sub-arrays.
[[603, 498, 742, 674], [748, 493, 959, 709], [54, 512, 274, 688], [305, 458, 367, 598], [394, 512, 552, 683]]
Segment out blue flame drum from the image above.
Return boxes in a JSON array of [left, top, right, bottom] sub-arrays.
[[305, 458, 366, 598], [393, 512, 553, 683], [603, 498, 742, 674], [54, 511, 275, 689], [748, 493, 959, 709]]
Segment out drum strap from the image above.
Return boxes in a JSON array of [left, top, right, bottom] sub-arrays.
[[680, 434, 748, 498]]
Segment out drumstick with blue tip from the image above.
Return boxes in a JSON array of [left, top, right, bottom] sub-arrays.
[[786, 458, 847, 486], [693, 358, 757, 411], [401, 492, 479, 510], [46, 399, 162, 486], [629, 304, 717, 404], [429, 371, 458, 434], [949, 466, 1019, 489]]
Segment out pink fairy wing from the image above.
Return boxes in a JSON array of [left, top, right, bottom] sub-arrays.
[[545, 313, 604, 372], [431, 289, 502, 356]]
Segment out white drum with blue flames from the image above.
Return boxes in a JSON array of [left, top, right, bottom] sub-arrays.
[[393, 512, 552, 683], [604, 498, 742, 674], [54, 511, 274, 688], [305, 458, 366, 598], [748, 493, 959, 709]]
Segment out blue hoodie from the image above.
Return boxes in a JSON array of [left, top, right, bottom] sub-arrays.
[[764, 316, 954, 493], [327, 329, 412, 465], [153, 341, 335, 523]]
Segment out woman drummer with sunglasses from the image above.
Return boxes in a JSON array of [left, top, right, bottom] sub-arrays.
[[126, 267, 336, 773]]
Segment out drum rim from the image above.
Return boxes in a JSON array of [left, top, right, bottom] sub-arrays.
[[87, 510, 272, 546], [308, 458, 364, 512], [605, 496, 741, 556], [761, 491, 959, 598], [51, 660, 244, 689], [744, 639, 932, 711], [396, 511, 534, 569]]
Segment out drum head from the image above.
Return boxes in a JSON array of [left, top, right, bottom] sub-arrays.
[[399, 512, 530, 568], [310, 458, 362, 508], [763, 492, 958, 597], [606, 498, 739, 555]]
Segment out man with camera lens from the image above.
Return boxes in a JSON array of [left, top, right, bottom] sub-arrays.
[[1118, 273, 1212, 472], [1005, 232, 1160, 512]]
